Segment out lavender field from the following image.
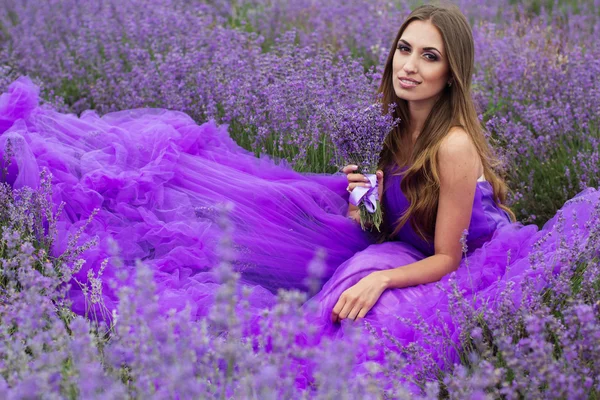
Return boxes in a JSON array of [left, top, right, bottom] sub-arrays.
[[1, 0, 600, 398]]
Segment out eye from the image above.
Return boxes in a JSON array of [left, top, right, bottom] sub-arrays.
[[424, 53, 438, 61], [397, 44, 410, 52]]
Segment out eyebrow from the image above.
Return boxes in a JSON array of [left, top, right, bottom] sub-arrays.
[[398, 39, 443, 56]]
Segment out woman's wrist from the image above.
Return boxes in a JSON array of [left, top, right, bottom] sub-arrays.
[[372, 270, 393, 290]]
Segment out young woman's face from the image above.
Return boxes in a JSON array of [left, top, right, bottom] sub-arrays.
[[392, 19, 451, 103]]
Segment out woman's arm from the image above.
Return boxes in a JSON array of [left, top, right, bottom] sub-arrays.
[[377, 127, 481, 289]]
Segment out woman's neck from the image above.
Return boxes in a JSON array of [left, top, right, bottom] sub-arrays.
[[407, 97, 438, 141]]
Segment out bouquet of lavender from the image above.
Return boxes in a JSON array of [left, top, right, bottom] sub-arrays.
[[328, 102, 400, 231]]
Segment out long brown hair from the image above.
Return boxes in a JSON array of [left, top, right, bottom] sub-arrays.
[[377, 3, 515, 241]]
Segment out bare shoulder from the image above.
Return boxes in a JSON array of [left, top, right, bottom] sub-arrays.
[[438, 127, 477, 159], [437, 126, 481, 179]]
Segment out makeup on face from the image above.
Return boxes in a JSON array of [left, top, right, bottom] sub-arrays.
[[391, 20, 450, 103], [397, 39, 442, 62]]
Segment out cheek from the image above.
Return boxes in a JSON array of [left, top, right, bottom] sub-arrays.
[[391, 52, 403, 73], [423, 64, 449, 84]]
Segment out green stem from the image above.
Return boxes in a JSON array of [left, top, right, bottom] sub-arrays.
[[359, 201, 383, 232]]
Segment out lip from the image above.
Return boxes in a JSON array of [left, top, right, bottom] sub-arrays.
[[398, 76, 421, 89], [398, 76, 420, 83]]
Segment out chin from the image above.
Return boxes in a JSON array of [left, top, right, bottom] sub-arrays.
[[394, 90, 416, 101], [394, 87, 441, 103]]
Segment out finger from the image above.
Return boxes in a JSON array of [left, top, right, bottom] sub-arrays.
[[341, 165, 358, 174], [331, 298, 346, 323], [376, 170, 384, 199], [348, 182, 372, 191], [356, 307, 369, 320], [337, 299, 355, 321], [347, 304, 362, 321], [347, 173, 368, 182]]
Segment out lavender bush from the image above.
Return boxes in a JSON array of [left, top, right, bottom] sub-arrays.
[[2, 171, 599, 398], [1, 0, 598, 223], [1, 0, 600, 398], [443, 214, 600, 398]]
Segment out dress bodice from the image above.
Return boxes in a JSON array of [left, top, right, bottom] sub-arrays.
[[382, 167, 511, 256]]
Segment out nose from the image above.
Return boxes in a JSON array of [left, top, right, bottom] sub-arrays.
[[402, 54, 418, 74]]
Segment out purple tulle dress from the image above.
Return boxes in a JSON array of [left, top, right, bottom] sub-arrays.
[[2, 77, 600, 389]]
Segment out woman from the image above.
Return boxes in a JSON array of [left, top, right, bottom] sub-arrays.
[[295, 3, 597, 380], [329, 4, 516, 323]]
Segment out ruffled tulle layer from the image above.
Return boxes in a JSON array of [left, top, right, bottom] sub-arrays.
[[1, 77, 374, 318], [2, 77, 599, 391]]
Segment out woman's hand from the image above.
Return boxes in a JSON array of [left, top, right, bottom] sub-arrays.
[[342, 165, 384, 224], [342, 164, 370, 193], [331, 271, 389, 323]]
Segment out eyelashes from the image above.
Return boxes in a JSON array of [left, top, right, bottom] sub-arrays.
[[396, 44, 438, 61]]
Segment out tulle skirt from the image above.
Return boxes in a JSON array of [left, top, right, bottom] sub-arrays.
[[2, 77, 599, 391]]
